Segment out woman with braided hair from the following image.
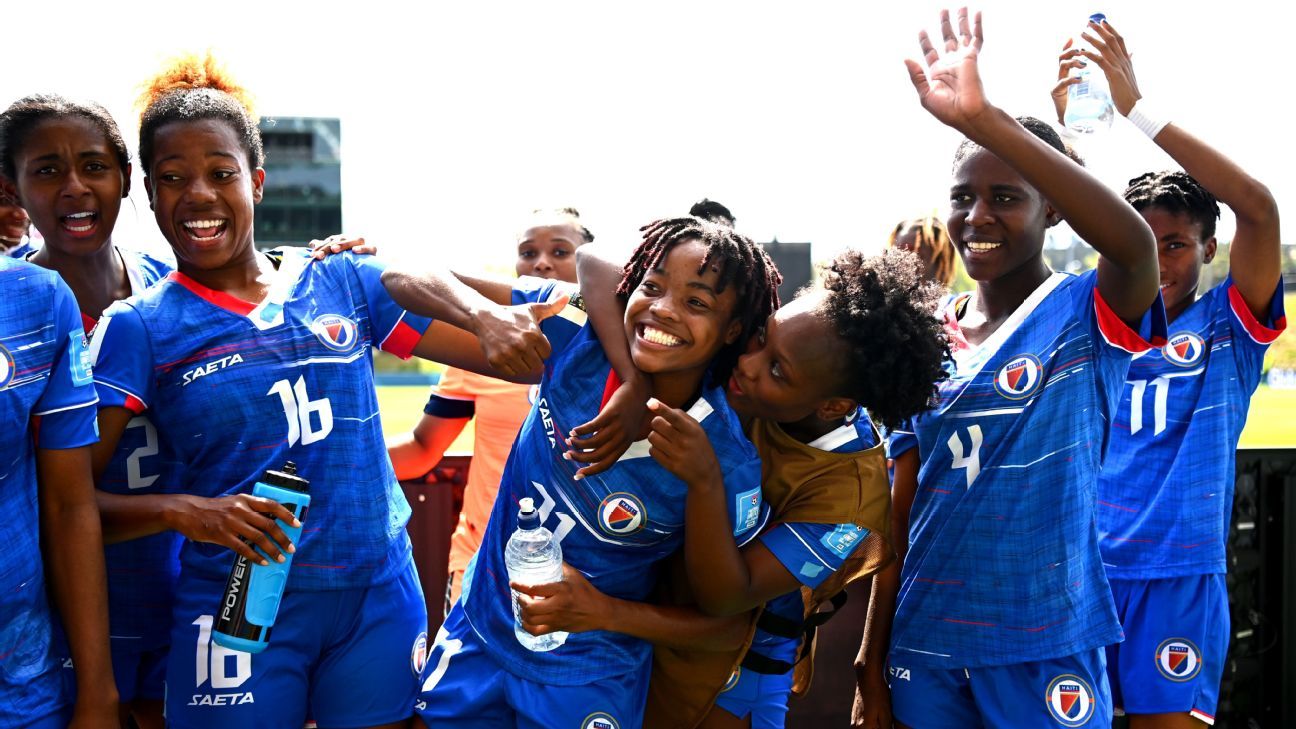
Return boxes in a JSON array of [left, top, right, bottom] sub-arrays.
[[407, 215, 782, 729], [1056, 19, 1284, 728]]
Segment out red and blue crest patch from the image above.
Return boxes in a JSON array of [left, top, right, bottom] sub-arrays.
[[311, 314, 359, 352], [994, 354, 1043, 400], [598, 492, 646, 536], [1045, 674, 1095, 726], [1156, 638, 1202, 682], [1163, 332, 1205, 367]]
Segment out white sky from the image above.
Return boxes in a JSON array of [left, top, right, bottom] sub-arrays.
[[5, 0, 1290, 270]]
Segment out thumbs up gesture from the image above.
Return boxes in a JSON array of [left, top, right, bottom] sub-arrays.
[[471, 294, 569, 377]]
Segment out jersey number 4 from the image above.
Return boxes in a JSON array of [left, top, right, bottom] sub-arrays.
[[947, 425, 983, 488], [268, 376, 334, 446]]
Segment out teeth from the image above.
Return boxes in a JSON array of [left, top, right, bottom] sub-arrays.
[[642, 326, 683, 346], [967, 241, 1001, 252], [65, 212, 94, 219], [183, 219, 226, 229]]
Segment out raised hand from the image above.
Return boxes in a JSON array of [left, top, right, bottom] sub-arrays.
[[471, 295, 567, 378], [903, 8, 990, 133], [1076, 19, 1142, 115]]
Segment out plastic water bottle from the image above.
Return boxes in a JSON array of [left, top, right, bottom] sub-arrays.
[[212, 462, 310, 654], [505, 497, 568, 651], [1064, 13, 1115, 134]]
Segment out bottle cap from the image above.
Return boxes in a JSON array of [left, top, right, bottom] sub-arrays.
[[262, 461, 310, 494], [517, 497, 540, 529], [1088, 12, 1106, 23]]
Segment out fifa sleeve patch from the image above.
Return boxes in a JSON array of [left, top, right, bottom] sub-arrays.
[[820, 524, 869, 558], [734, 487, 763, 535], [69, 331, 94, 386]]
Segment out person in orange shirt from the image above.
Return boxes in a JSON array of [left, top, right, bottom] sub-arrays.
[[387, 207, 594, 612]]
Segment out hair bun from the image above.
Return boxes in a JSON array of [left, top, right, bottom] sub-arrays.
[[137, 52, 257, 122]]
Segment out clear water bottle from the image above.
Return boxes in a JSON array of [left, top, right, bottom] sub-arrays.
[[1064, 12, 1115, 134], [505, 497, 568, 651]]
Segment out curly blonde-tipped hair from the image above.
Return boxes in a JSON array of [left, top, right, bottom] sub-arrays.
[[137, 52, 264, 171], [887, 215, 957, 288]]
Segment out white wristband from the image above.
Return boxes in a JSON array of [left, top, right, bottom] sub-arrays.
[[1127, 100, 1171, 140]]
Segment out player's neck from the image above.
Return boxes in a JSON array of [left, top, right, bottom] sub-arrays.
[[30, 241, 130, 319], [177, 247, 277, 304], [780, 413, 839, 444], [650, 369, 706, 411], [964, 258, 1052, 345]]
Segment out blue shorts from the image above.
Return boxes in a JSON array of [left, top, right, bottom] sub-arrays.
[[1107, 574, 1227, 725], [165, 561, 427, 729], [415, 602, 648, 729], [713, 665, 793, 729], [888, 649, 1112, 728], [1, 588, 69, 728]]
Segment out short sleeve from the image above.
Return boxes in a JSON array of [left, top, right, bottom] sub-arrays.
[[424, 367, 477, 419], [760, 522, 871, 589], [89, 302, 154, 415], [343, 253, 434, 359], [1222, 275, 1286, 385], [511, 276, 585, 358], [35, 279, 99, 449], [1087, 269, 1168, 356], [885, 422, 918, 460]]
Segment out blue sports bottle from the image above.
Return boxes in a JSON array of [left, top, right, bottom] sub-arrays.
[[212, 462, 310, 653]]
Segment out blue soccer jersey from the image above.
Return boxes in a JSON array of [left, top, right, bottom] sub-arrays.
[[0, 258, 98, 723], [457, 277, 767, 686], [90, 250, 431, 591], [1099, 277, 1285, 578], [891, 270, 1166, 669], [85, 249, 179, 648]]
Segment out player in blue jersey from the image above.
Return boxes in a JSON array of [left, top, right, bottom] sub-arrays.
[[1054, 21, 1284, 728], [513, 246, 949, 729], [0, 93, 177, 729], [399, 216, 782, 729], [0, 258, 117, 728], [86, 53, 563, 729], [852, 10, 1165, 729]]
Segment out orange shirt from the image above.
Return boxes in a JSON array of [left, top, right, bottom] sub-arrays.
[[429, 367, 534, 575]]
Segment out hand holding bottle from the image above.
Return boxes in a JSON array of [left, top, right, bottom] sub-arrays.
[[1055, 18, 1142, 121]]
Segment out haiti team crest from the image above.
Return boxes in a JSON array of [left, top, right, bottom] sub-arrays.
[[0, 344, 14, 389], [994, 354, 1043, 400], [1163, 332, 1205, 367], [1045, 674, 1096, 726], [1156, 638, 1203, 682], [599, 492, 646, 536], [581, 713, 619, 729], [311, 314, 359, 352]]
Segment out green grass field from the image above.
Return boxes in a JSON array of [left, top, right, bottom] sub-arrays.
[[375, 382, 1296, 453]]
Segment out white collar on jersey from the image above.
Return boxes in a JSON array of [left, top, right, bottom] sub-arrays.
[[951, 271, 1067, 377], [245, 249, 310, 331], [616, 394, 716, 462]]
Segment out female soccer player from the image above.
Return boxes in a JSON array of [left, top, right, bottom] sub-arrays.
[[854, 9, 1164, 729], [0, 94, 175, 729], [0, 257, 115, 728], [516, 245, 950, 729], [387, 207, 594, 611], [402, 216, 782, 729], [88, 53, 560, 729], [1056, 20, 1283, 728]]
